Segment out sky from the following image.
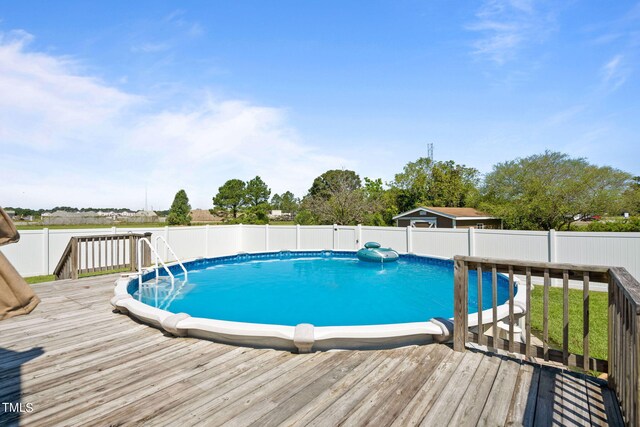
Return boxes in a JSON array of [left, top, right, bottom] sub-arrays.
[[1, 1, 639, 210]]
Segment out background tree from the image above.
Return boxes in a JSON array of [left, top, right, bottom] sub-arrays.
[[622, 176, 640, 215], [363, 177, 385, 200], [270, 191, 299, 214], [306, 188, 370, 225], [166, 189, 192, 225], [294, 208, 317, 225], [480, 151, 631, 230], [241, 204, 270, 224], [391, 157, 479, 210], [270, 193, 283, 210], [303, 169, 371, 225], [213, 179, 246, 218], [362, 177, 396, 225], [392, 157, 432, 209], [429, 161, 480, 206], [308, 169, 362, 200], [245, 176, 271, 207], [279, 191, 300, 215]]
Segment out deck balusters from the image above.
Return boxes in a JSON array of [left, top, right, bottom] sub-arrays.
[[453, 256, 640, 426], [53, 232, 152, 280]]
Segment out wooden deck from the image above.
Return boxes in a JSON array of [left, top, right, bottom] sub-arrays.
[[0, 274, 624, 426]]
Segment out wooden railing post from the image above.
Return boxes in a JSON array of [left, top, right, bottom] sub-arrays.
[[608, 274, 615, 393], [635, 311, 640, 427], [70, 237, 78, 280], [607, 267, 640, 426], [129, 235, 137, 272], [143, 232, 152, 267], [453, 256, 468, 352]]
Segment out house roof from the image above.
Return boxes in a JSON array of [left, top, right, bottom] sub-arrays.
[[190, 209, 221, 222], [392, 207, 497, 220]]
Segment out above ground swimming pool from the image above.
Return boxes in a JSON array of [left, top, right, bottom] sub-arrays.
[[112, 251, 525, 352]]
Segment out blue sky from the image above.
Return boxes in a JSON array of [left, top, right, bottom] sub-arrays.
[[1, 1, 638, 209]]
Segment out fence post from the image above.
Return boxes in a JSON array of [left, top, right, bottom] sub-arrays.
[[453, 257, 468, 352], [112, 226, 117, 235], [357, 224, 362, 249], [333, 224, 337, 250], [265, 224, 270, 251], [548, 229, 557, 262], [296, 224, 301, 250], [42, 228, 50, 275], [468, 227, 475, 256], [406, 226, 412, 253]]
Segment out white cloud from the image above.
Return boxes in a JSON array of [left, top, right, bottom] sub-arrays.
[[467, 0, 554, 65], [188, 23, 205, 38], [130, 42, 172, 53], [0, 31, 139, 150], [601, 54, 630, 91], [545, 104, 588, 126], [0, 31, 349, 209], [163, 9, 204, 39]]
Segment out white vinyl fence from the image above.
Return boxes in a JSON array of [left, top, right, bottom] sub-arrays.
[[2, 225, 640, 281]]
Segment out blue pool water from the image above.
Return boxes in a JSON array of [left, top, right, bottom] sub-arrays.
[[134, 253, 510, 327]]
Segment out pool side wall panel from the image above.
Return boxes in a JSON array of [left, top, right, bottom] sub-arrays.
[[112, 251, 525, 352]]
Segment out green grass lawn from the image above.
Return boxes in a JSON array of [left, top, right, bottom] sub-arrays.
[[25, 267, 131, 284], [24, 275, 56, 284], [530, 285, 608, 361]]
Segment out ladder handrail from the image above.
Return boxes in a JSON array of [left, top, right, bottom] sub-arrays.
[[137, 237, 175, 288], [154, 236, 188, 281]]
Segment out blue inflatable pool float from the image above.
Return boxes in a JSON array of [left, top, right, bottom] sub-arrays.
[[357, 242, 399, 263]]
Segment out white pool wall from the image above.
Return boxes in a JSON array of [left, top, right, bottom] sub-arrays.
[[111, 251, 525, 353]]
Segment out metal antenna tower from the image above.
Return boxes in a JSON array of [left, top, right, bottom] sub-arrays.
[[427, 143, 434, 162]]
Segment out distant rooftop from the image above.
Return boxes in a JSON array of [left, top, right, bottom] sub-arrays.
[[393, 207, 496, 220]]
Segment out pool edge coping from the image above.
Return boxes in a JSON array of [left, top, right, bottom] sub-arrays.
[[111, 250, 525, 352]]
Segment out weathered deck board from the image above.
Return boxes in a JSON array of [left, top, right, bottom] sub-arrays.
[[0, 274, 625, 426]]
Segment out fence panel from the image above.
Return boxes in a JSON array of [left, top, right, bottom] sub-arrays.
[[268, 226, 297, 251], [412, 229, 468, 258], [299, 226, 333, 250], [557, 232, 640, 280], [475, 229, 549, 262], [361, 227, 407, 252], [0, 231, 45, 277], [165, 226, 208, 262], [242, 225, 267, 253], [207, 225, 241, 257], [336, 227, 357, 250]]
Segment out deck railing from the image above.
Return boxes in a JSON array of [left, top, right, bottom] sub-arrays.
[[453, 255, 640, 426], [53, 232, 152, 280]]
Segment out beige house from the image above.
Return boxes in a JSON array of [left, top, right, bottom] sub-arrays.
[[393, 207, 502, 229]]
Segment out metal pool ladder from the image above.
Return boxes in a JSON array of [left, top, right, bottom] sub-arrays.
[[136, 236, 188, 288]]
